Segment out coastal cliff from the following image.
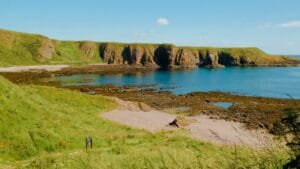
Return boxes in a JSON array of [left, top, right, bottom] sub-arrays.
[[0, 29, 299, 67]]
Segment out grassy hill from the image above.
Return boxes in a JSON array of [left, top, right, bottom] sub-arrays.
[[0, 29, 102, 66], [1, 29, 298, 67], [0, 76, 290, 168]]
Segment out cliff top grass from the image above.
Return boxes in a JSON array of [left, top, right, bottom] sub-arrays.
[[0, 29, 102, 66], [0, 75, 290, 168], [1, 28, 296, 67]]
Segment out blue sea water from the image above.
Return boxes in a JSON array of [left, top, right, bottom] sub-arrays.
[[213, 102, 233, 109], [53, 66, 300, 99]]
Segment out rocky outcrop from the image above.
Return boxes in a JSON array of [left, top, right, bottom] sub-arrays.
[[127, 45, 157, 66], [1, 29, 299, 67], [174, 49, 199, 67], [100, 43, 124, 64], [99, 44, 157, 66], [99, 44, 300, 68], [80, 42, 96, 58], [153, 45, 174, 68], [219, 51, 255, 66], [219, 52, 240, 65], [38, 38, 55, 59], [199, 51, 223, 68], [99, 44, 201, 68]]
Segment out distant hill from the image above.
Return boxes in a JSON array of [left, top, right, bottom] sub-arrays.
[[0, 28, 299, 67]]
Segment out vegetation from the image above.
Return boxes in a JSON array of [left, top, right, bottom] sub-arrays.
[[281, 108, 300, 168], [0, 28, 297, 168], [1, 28, 297, 67], [0, 75, 115, 160], [0, 75, 291, 168], [0, 29, 102, 66]]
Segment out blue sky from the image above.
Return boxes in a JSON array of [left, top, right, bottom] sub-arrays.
[[0, 0, 300, 54]]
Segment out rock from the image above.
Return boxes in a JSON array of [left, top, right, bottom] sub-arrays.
[[38, 38, 55, 59], [154, 45, 175, 68], [208, 52, 219, 66], [1, 29, 299, 67], [174, 49, 199, 68], [169, 119, 179, 128], [153, 45, 199, 68], [141, 46, 157, 66], [98, 43, 299, 68], [219, 52, 240, 65], [100, 43, 124, 64], [80, 42, 96, 58], [128, 45, 144, 64], [100, 44, 158, 66], [240, 57, 255, 65], [128, 45, 157, 66], [200, 51, 224, 68]]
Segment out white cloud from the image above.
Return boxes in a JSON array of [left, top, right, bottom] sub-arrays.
[[157, 18, 169, 26], [279, 20, 300, 28]]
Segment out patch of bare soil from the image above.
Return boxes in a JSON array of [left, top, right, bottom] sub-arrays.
[[101, 97, 176, 132], [101, 97, 275, 148], [185, 115, 274, 148]]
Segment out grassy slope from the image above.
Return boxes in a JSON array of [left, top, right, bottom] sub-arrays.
[[0, 76, 115, 160], [1, 28, 297, 67], [0, 76, 290, 169], [51, 40, 101, 65], [0, 29, 102, 66]]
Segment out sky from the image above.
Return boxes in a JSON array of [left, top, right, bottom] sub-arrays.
[[0, 0, 300, 54]]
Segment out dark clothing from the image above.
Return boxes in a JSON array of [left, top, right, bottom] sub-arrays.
[[86, 137, 93, 149]]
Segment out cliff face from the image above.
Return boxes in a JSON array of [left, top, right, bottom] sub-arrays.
[[98, 43, 300, 68], [0, 29, 299, 67]]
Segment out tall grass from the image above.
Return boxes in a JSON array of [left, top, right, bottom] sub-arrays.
[[0, 76, 291, 168]]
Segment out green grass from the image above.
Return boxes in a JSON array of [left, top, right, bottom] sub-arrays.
[[0, 75, 115, 160], [51, 40, 101, 64], [0, 29, 102, 66], [1, 28, 298, 67], [0, 76, 291, 168]]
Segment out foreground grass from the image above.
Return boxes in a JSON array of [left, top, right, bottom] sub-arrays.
[[0, 76, 290, 168]]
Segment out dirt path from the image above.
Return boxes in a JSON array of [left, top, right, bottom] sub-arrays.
[[101, 97, 275, 148]]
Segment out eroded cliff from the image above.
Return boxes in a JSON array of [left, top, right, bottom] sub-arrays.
[[0, 29, 299, 67], [98, 43, 299, 68]]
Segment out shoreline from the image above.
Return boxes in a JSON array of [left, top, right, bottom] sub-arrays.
[[0, 64, 70, 72], [0, 64, 299, 135], [0, 62, 300, 73], [69, 85, 299, 130]]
